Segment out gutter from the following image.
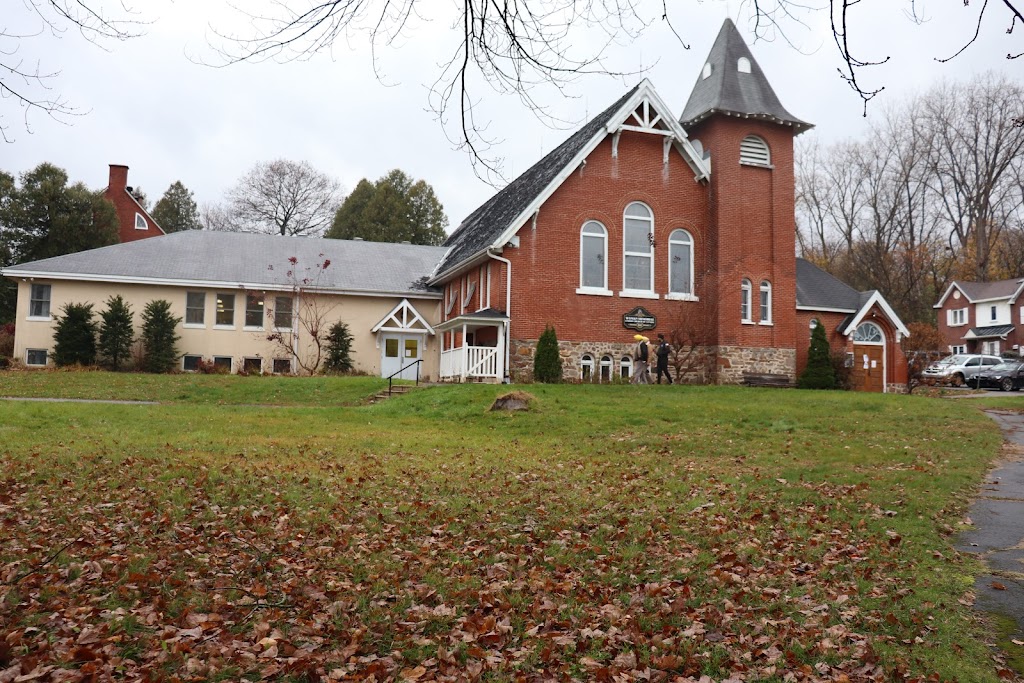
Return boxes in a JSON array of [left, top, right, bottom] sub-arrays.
[[488, 249, 513, 383]]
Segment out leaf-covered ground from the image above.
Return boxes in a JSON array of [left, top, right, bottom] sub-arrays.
[[0, 380, 1016, 682]]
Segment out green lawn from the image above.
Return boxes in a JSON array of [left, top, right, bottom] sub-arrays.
[[0, 375, 1010, 681]]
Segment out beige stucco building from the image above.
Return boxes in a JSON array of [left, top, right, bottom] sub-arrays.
[[4, 232, 446, 380]]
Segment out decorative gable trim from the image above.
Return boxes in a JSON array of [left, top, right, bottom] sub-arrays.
[[840, 292, 911, 339], [371, 298, 435, 335], [933, 282, 969, 308]]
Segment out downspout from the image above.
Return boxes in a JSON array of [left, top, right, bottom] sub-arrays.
[[488, 249, 513, 382]]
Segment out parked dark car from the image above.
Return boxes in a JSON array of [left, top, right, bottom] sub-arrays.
[[974, 361, 1024, 391]]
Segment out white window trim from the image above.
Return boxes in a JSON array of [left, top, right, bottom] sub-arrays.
[[242, 357, 264, 374], [26, 316, 52, 322], [580, 220, 609, 292], [741, 278, 752, 323], [668, 229, 694, 297], [759, 280, 772, 325], [739, 135, 772, 168], [623, 202, 654, 295], [185, 292, 206, 329], [28, 284, 51, 320], [951, 345, 967, 354], [182, 355, 202, 372], [665, 293, 700, 302], [576, 287, 614, 296], [134, 212, 147, 230], [273, 296, 294, 331], [462, 281, 477, 309], [213, 356, 233, 370]]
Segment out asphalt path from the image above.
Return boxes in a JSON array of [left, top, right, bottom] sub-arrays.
[[956, 410, 1024, 641]]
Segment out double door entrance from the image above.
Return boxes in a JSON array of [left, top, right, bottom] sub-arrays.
[[381, 333, 423, 380], [852, 344, 884, 392]]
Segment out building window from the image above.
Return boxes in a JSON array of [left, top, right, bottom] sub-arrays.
[[185, 292, 205, 326], [852, 322, 884, 343], [620, 356, 632, 378], [668, 229, 693, 296], [274, 296, 293, 329], [25, 349, 47, 366], [29, 284, 51, 318], [737, 57, 751, 73], [739, 135, 771, 166], [702, 62, 712, 79], [759, 280, 772, 323], [949, 308, 967, 326], [579, 221, 608, 291], [580, 354, 594, 382], [213, 356, 233, 371], [984, 340, 1000, 355], [600, 355, 612, 382], [623, 202, 654, 293], [135, 213, 147, 230], [741, 279, 752, 322], [182, 355, 202, 371], [245, 294, 265, 329], [243, 357, 263, 374], [951, 345, 967, 354], [991, 305, 998, 322], [273, 358, 292, 374], [216, 293, 235, 327]]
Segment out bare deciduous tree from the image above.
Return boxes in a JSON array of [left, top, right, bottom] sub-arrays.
[[263, 255, 337, 374], [214, 160, 343, 237]]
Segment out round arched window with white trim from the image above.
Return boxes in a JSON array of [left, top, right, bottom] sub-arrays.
[[852, 322, 884, 343], [580, 354, 594, 381]]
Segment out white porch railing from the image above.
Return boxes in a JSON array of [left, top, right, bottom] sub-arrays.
[[440, 346, 501, 380]]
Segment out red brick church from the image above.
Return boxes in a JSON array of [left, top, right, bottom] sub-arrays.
[[430, 19, 909, 391]]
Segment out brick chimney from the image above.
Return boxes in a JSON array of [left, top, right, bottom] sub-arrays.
[[108, 164, 129, 193]]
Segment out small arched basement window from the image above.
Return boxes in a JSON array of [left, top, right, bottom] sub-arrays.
[[852, 322, 884, 343], [600, 356, 612, 382], [581, 354, 594, 382], [620, 356, 632, 379], [739, 135, 771, 167]]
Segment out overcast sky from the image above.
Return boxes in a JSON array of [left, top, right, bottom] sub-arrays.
[[2, 0, 1020, 232]]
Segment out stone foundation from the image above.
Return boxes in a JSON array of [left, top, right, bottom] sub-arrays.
[[510, 340, 797, 385], [715, 346, 796, 385], [887, 383, 908, 394]]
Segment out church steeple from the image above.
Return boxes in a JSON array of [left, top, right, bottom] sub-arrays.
[[680, 19, 812, 134]]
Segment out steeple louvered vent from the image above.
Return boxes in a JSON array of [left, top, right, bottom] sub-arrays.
[[739, 135, 771, 167]]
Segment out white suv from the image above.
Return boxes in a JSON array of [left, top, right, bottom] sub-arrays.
[[922, 354, 1003, 386]]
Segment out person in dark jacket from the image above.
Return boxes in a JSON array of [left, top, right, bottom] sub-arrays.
[[655, 333, 673, 384]]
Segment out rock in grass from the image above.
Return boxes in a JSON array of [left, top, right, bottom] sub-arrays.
[[489, 390, 535, 412]]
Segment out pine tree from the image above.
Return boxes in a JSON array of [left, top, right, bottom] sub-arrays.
[[152, 181, 202, 232], [323, 321, 355, 373], [140, 300, 181, 373], [52, 302, 98, 366], [799, 322, 837, 389], [98, 295, 134, 370], [533, 325, 562, 383]]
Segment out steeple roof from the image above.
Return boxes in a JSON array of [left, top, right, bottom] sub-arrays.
[[680, 18, 812, 133]]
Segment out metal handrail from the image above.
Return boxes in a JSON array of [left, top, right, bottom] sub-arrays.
[[385, 358, 422, 396]]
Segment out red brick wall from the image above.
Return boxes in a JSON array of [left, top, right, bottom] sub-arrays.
[[104, 165, 164, 244], [686, 118, 798, 355], [936, 288, 974, 353], [795, 307, 909, 388]]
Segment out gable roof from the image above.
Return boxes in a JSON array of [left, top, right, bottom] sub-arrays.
[[680, 19, 811, 133], [2, 231, 448, 297], [795, 258, 910, 338], [795, 258, 861, 312], [432, 80, 710, 281], [934, 278, 1024, 308]]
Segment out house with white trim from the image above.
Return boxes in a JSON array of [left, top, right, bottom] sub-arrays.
[[934, 278, 1024, 356]]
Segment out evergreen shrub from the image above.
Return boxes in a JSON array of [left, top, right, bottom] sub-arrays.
[[799, 323, 837, 389], [52, 303, 98, 367], [534, 325, 563, 383], [141, 300, 181, 373]]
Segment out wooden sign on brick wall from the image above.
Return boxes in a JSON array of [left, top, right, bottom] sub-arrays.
[[622, 306, 657, 331]]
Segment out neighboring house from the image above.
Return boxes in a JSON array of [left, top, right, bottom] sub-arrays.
[[1, 19, 911, 391], [104, 164, 165, 243], [934, 278, 1024, 356], [4, 232, 446, 377]]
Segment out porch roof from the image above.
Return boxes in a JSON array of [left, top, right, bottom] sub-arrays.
[[436, 308, 509, 332], [964, 324, 1015, 340]]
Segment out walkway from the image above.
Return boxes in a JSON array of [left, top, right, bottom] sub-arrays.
[[956, 410, 1024, 642]]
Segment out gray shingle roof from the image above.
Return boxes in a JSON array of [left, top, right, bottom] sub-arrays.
[[680, 19, 811, 133], [966, 324, 1015, 339], [434, 84, 642, 278], [3, 231, 448, 296], [795, 258, 861, 311], [952, 279, 1024, 302]]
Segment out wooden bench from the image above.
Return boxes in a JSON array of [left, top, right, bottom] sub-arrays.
[[741, 372, 796, 388]]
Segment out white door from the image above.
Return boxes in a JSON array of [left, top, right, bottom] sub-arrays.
[[381, 334, 422, 380]]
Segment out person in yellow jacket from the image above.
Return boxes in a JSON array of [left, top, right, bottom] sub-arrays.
[[631, 334, 652, 384]]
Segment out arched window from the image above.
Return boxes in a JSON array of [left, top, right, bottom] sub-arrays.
[[759, 280, 772, 323], [600, 355, 612, 382], [852, 322, 884, 343], [702, 62, 712, 79], [623, 202, 654, 293], [581, 354, 594, 382], [669, 229, 694, 296], [135, 213, 147, 230], [737, 57, 751, 73], [739, 135, 771, 166], [579, 221, 608, 291], [620, 356, 632, 379], [741, 279, 752, 322]]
